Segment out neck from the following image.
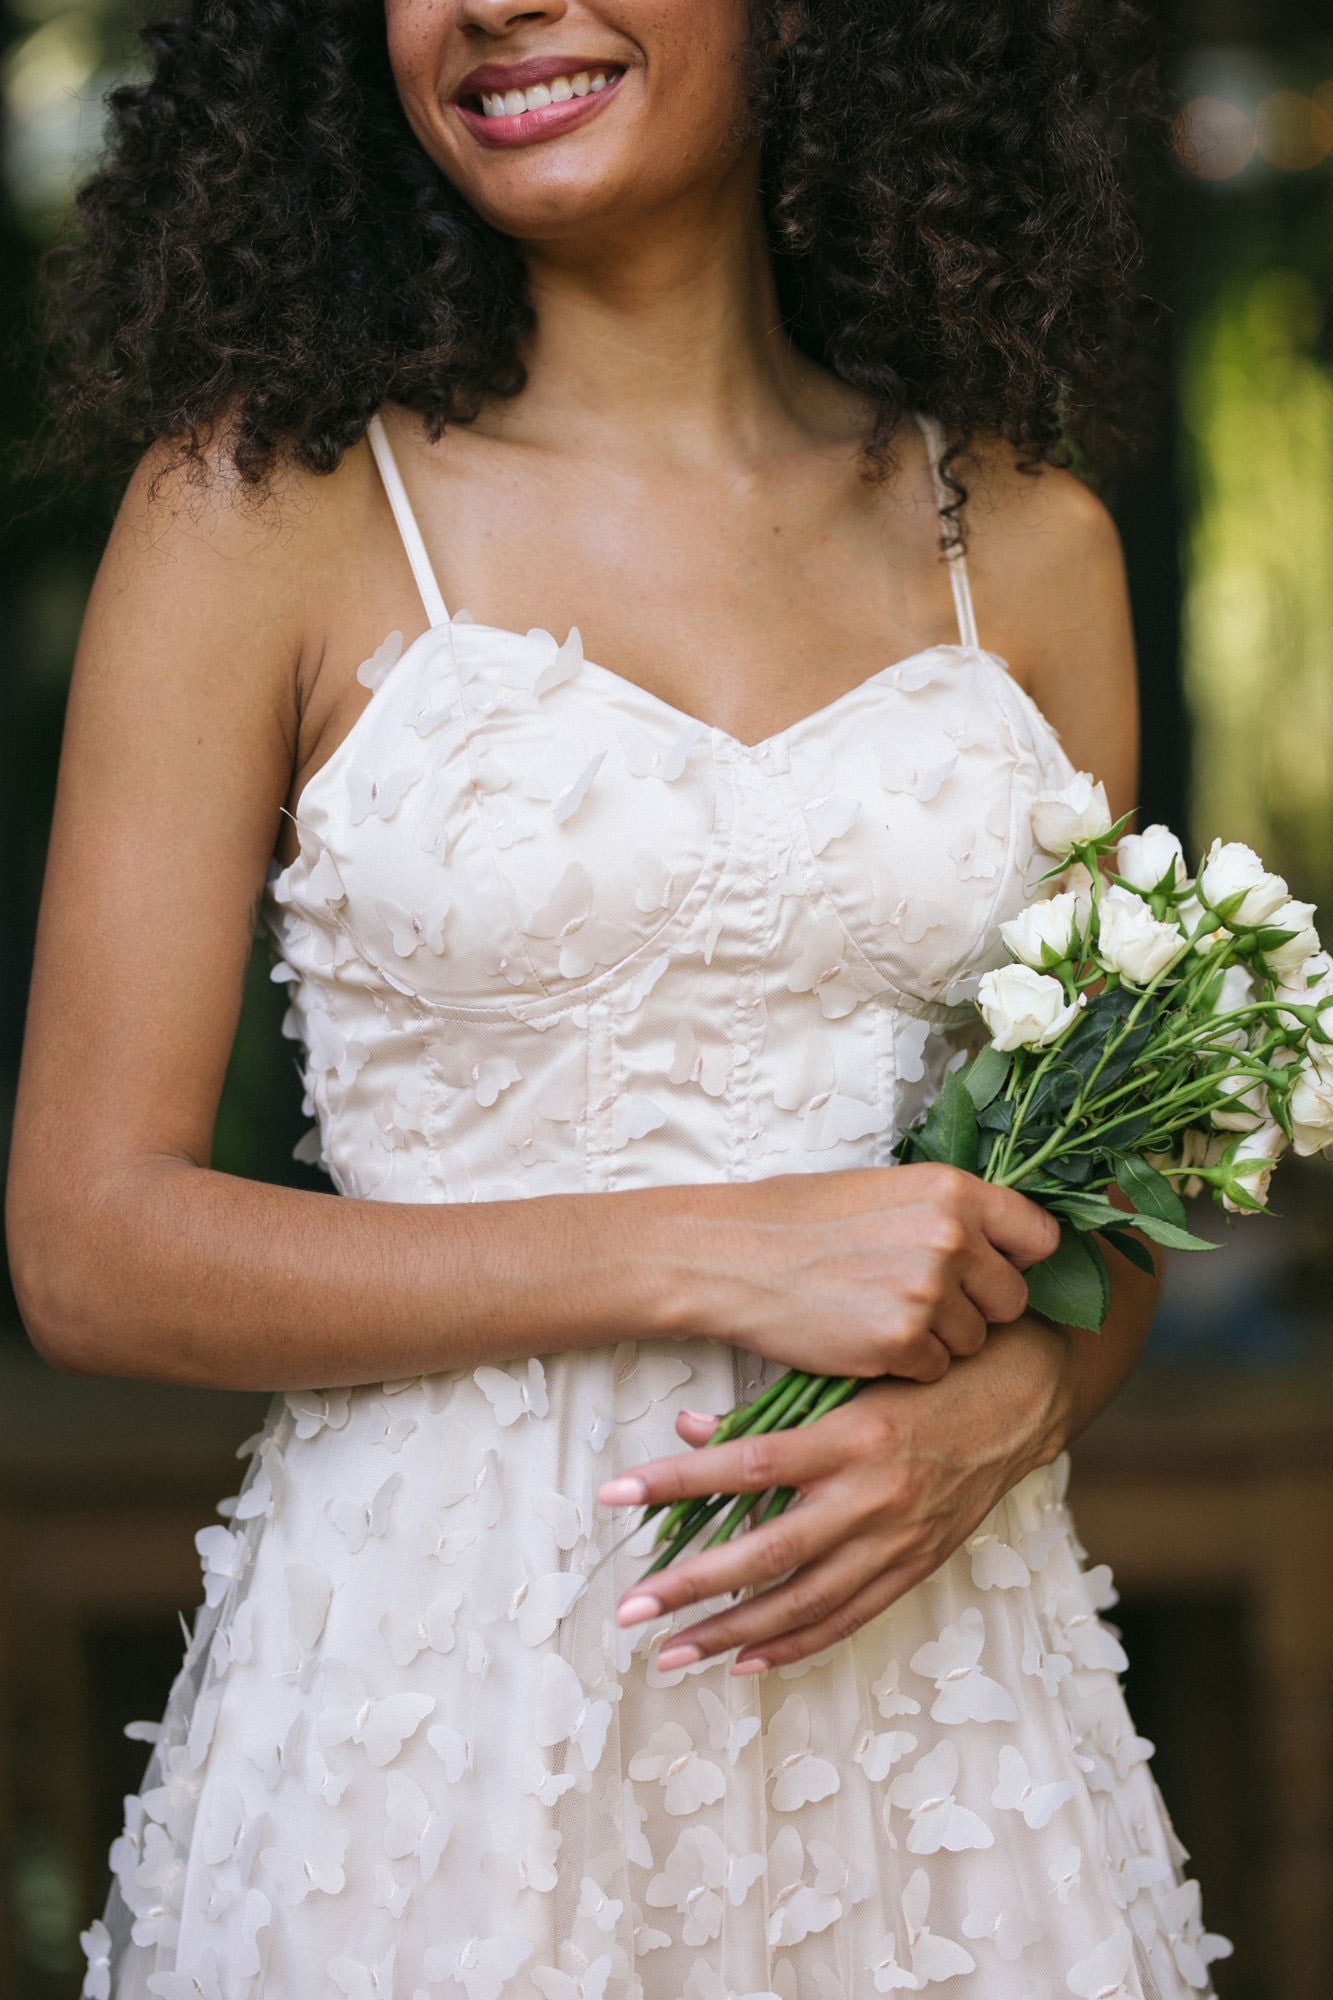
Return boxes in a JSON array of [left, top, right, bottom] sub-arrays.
[[486, 161, 823, 468]]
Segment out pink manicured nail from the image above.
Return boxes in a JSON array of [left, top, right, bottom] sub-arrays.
[[680, 1409, 719, 1422], [597, 1475, 647, 1503], [732, 1656, 770, 1675], [617, 1593, 663, 1627], [655, 1642, 701, 1669]]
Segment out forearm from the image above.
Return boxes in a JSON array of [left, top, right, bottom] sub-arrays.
[[12, 1157, 703, 1389], [981, 1243, 1161, 1476]]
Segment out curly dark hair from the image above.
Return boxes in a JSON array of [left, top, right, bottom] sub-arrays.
[[37, 0, 1167, 515]]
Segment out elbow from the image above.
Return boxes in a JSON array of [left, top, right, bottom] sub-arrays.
[[8, 1230, 99, 1375], [5, 1179, 124, 1376]]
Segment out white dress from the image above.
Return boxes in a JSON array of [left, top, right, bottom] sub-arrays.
[[84, 413, 1232, 2000]]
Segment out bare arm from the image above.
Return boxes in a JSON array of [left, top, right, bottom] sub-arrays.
[[4, 444, 680, 1385], [6, 441, 1055, 1389]]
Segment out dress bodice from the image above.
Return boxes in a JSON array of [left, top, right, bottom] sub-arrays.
[[262, 414, 1077, 1204]]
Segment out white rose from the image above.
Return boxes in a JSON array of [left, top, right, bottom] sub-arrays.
[[1259, 898, 1320, 982], [1177, 892, 1225, 953], [1211, 964, 1255, 1018], [1053, 860, 1099, 926], [1210, 1062, 1268, 1133], [1116, 824, 1188, 894], [1030, 773, 1113, 857], [1275, 950, 1333, 1045], [978, 964, 1087, 1052], [1197, 839, 1288, 928], [1290, 1065, 1333, 1158], [999, 890, 1082, 969], [1095, 885, 1187, 986], [1221, 1121, 1289, 1212]]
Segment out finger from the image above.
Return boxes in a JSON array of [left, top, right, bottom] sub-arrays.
[[975, 1181, 1061, 1269], [929, 1291, 989, 1358], [733, 1560, 929, 1672], [654, 1533, 885, 1670], [958, 1238, 1031, 1325], [888, 1322, 953, 1384], [595, 1416, 849, 1511], [619, 1490, 845, 1628], [675, 1410, 724, 1442]]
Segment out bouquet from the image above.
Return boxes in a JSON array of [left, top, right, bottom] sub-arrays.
[[634, 774, 1333, 1578]]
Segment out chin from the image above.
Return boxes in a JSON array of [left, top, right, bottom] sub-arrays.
[[449, 151, 645, 243]]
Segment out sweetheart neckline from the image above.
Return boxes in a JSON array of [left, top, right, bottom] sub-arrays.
[[285, 616, 1066, 833]]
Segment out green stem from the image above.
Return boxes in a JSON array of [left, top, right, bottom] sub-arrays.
[[646, 1369, 815, 1543], [641, 1494, 735, 1574], [640, 1377, 862, 1572], [637, 1368, 804, 1527]]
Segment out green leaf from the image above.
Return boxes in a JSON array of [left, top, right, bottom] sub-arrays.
[[963, 1044, 1013, 1114], [905, 1067, 979, 1173], [1046, 1152, 1096, 1186], [1047, 1192, 1126, 1232], [1024, 1223, 1110, 1332], [1085, 1233, 1112, 1325], [1095, 1111, 1155, 1152], [1124, 1213, 1219, 1252], [977, 1098, 1015, 1134], [1114, 1155, 1188, 1229], [1100, 1225, 1158, 1276], [1059, 988, 1161, 1099]]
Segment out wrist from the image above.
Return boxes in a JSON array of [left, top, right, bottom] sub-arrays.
[[606, 1182, 741, 1344], [979, 1312, 1077, 1475]]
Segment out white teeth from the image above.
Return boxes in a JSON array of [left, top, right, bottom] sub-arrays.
[[477, 69, 615, 116]]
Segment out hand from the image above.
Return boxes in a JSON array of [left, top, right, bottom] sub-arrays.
[[683, 1162, 1060, 1383], [597, 1316, 1071, 1675]]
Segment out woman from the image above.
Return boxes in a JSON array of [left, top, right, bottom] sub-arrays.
[[7, 0, 1232, 1994]]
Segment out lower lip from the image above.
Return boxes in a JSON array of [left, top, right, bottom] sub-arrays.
[[454, 72, 625, 150]]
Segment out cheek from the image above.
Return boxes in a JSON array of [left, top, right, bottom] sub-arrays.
[[634, 0, 755, 125], [384, 0, 451, 134], [618, 0, 758, 196]]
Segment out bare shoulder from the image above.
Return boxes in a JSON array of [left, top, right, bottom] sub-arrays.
[[956, 433, 1138, 818], [102, 416, 379, 666], [87, 417, 397, 809]]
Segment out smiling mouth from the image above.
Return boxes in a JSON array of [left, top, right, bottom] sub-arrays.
[[466, 67, 625, 120]]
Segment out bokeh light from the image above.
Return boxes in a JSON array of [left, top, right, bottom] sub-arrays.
[[1255, 89, 1333, 172], [1174, 95, 1257, 181]]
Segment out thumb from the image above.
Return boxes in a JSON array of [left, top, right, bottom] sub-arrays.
[[979, 1183, 1062, 1270]]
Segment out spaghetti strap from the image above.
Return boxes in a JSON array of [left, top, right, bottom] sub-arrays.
[[913, 411, 980, 652], [366, 412, 450, 628]]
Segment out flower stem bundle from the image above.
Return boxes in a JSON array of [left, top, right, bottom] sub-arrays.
[[635, 776, 1333, 1576]]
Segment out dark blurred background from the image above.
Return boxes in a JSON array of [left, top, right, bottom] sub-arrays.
[[1, 1, 1332, 1994]]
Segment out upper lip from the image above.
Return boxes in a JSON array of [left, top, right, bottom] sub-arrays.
[[455, 54, 624, 100]]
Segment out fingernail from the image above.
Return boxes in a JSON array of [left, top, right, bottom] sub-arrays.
[[617, 1592, 663, 1627], [655, 1642, 701, 1669], [731, 1656, 769, 1675], [680, 1409, 719, 1422], [597, 1476, 647, 1504]]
